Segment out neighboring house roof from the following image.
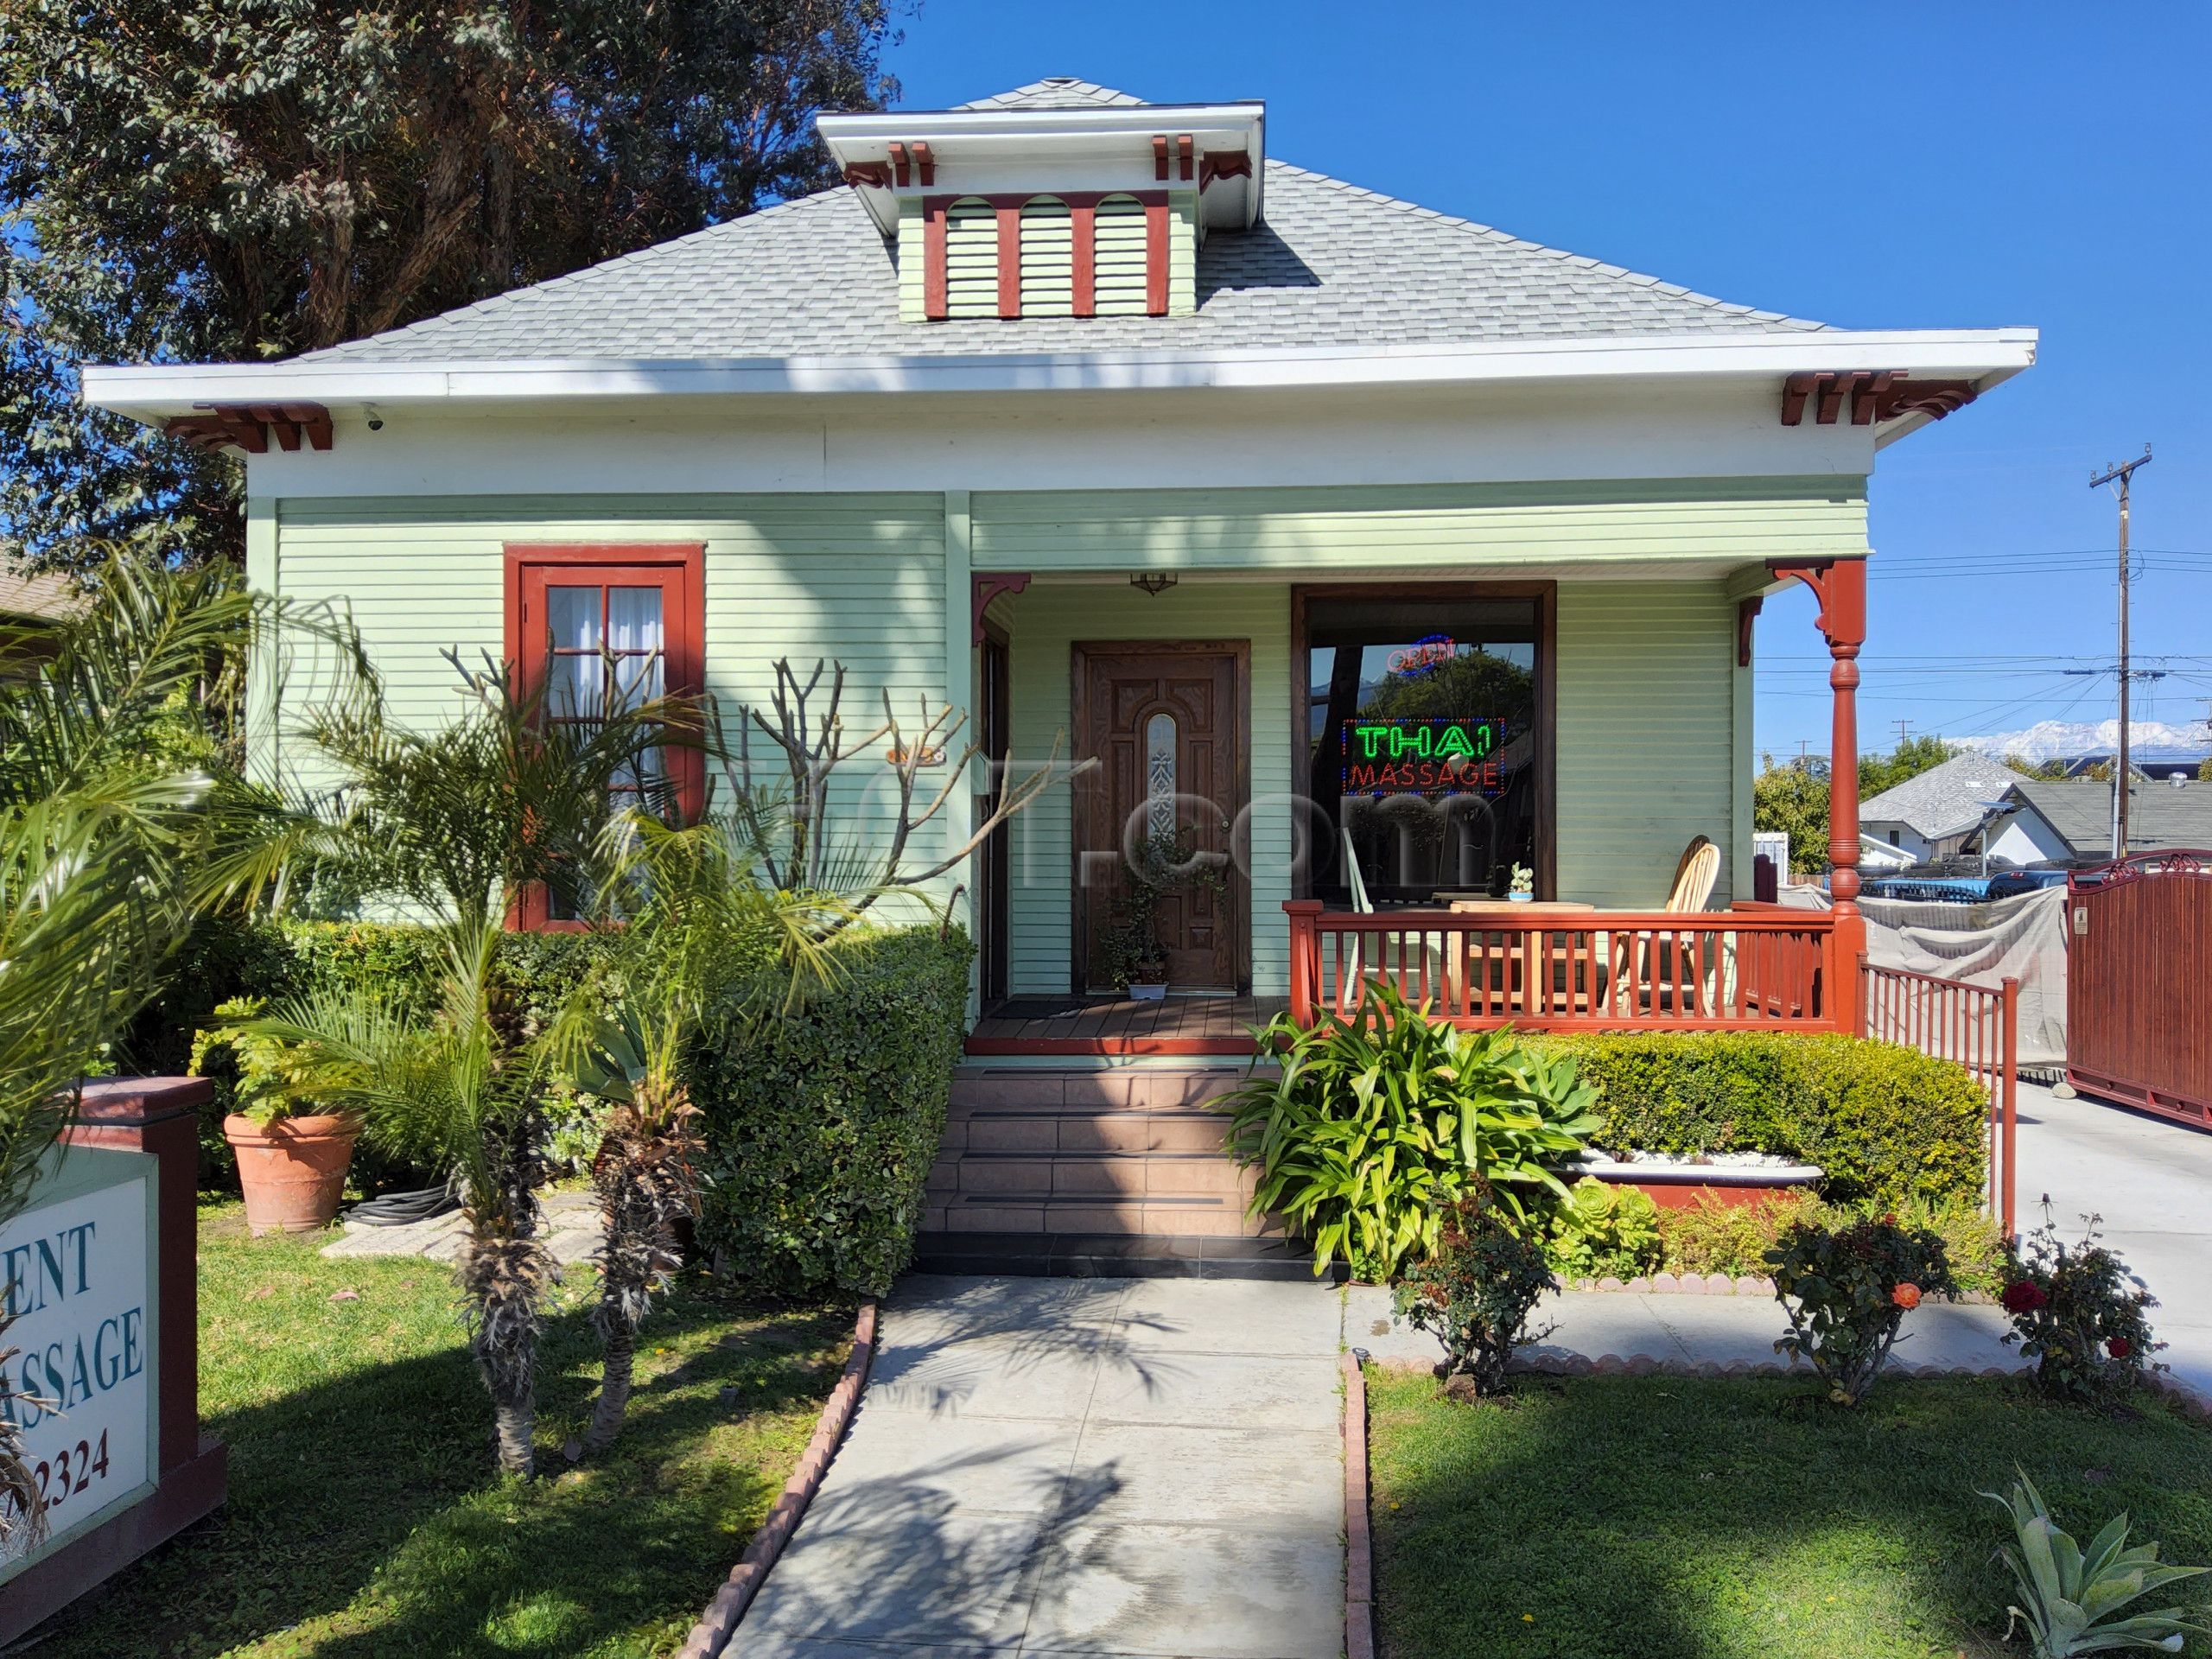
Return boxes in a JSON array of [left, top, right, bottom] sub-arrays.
[[301, 79, 1827, 367], [1858, 753, 2020, 842], [0, 567, 83, 624], [2001, 779, 2212, 859]]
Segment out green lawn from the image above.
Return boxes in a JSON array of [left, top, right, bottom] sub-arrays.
[[29, 1200, 850, 1659], [1368, 1370, 2212, 1659]]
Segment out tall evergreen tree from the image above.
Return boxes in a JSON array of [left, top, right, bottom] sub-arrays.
[[1, 0, 899, 571]]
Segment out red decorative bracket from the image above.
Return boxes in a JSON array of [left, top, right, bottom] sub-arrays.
[[166, 403, 334, 454], [972, 572, 1030, 644], [1767, 558, 1866, 650], [1176, 133, 1195, 181], [910, 142, 935, 186], [1737, 595, 1763, 668], [1781, 372, 1979, 428], [1153, 135, 1170, 180], [842, 160, 893, 189], [1198, 149, 1253, 191]]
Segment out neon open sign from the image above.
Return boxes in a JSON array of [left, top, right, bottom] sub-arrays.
[[1383, 635, 1456, 677], [1341, 717, 1510, 798]]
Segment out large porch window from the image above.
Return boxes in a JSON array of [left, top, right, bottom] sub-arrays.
[[1296, 586, 1552, 906]]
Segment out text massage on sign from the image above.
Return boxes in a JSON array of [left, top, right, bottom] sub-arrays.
[[1341, 717, 1511, 798], [0, 1174, 153, 1557]]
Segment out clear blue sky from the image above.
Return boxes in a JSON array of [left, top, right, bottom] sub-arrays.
[[881, 1, 2212, 760]]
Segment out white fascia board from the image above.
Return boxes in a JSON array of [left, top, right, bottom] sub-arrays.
[[816, 102, 1266, 148], [79, 327, 2038, 424]]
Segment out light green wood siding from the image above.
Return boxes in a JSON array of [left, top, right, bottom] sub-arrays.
[[944, 199, 999, 319], [272, 493, 950, 913], [1555, 582, 1741, 907], [896, 198, 925, 322], [1167, 190, 1198, 318], [972, 478, 1866, 573], [1019, 199, 1074, 317], [1092, 195, 1149, 316], [1005, 582, 1294, 996]]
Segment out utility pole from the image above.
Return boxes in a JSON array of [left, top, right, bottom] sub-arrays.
[[2090, 446, 2152, 857], [1893, 719, 1913, 748]]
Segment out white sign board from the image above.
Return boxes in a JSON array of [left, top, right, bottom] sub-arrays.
[[0, 1166, 156, 1571]]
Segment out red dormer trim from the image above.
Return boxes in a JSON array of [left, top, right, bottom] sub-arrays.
[[922, 191, 1173, 321], [996, 203, 1022, 320]]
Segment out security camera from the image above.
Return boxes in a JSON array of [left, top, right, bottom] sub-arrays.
[[363, 404, 385, 431]]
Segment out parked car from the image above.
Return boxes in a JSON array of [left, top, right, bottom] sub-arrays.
[[1859, 874, 1993, 903], [1986, 867, 2074, 900]]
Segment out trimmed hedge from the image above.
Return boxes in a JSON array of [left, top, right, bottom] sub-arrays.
[[1530, 1032, 1989, 1208], [685, 925, 972, 1300]]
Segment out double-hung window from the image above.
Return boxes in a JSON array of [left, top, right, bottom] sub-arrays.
[[505, 544, 705, 927]]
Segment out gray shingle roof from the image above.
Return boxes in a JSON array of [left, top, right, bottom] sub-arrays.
[[1859, 753, 2022, 842], [305, 82, 1827, 366], [954, 77, 1150, 111], [2005, 779, 2212, 859]]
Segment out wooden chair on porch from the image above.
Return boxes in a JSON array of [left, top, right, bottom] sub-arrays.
[[1605, 836, 1726, 1016]]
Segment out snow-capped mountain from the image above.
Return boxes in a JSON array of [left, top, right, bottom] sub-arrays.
[[1953, 718, 2212, 764]]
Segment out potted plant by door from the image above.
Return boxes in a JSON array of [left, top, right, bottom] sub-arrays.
[[1507, 863, 1535, 903], [192, 996, 362, 1235], [1103, 828, 1230, 1001]]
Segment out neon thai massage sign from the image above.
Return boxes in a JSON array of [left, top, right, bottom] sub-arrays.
[[1342, 717, 1510, 798]]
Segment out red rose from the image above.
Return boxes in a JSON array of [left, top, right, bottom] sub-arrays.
[[1881, 1213, 1897, 1227], [2001, 1281, 2049, 1315], [1891, 1282, 1923, 1311], [2107, 1338, 2132, 1359]]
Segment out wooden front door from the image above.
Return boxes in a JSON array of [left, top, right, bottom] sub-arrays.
[[1074, 644, 1248, 994]]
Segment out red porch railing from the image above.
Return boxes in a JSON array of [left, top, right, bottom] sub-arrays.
[[1283, 900, 1849, 1034], [1859, 959, 2019, 1237]]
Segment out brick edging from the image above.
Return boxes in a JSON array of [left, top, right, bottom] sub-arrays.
[[675, 1300, 880, 1658], [1342, 1350, 1376, 1659]]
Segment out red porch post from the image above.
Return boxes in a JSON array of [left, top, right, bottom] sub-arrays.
[[1769, 557, 1868, 1027], [1284, 899, 1324, 1026]]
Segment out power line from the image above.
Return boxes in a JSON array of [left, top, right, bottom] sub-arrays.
[[2091, 445, 2154, 856]]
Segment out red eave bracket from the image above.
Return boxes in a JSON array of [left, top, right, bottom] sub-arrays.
[[1780, 372, 1980, 428], [165, 403, 334, 454], [972, 572, 1030, 645]]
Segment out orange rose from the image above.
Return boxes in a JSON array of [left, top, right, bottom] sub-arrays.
[[1891, 1282, 1922, 1310]]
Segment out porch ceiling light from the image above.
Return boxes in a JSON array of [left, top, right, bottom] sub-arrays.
[[1130, 571, 1178, 596]]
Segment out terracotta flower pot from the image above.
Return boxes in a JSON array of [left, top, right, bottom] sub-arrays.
[[225, 1113, 360, 1236]]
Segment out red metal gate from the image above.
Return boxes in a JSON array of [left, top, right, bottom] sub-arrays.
[[2067, 850, 2212, 1130], [1860, 960, 2019, 1236]]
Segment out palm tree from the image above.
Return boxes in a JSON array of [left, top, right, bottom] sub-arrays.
[[270, 651, 697, 1477], [256, 922, 581, 1475], [0, 556, 365, 1545], [569, 813, 848, 1453]]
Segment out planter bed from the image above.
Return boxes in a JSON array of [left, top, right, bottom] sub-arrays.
[[1576, 1150, 1822, 1211], [1365, 1369, 2212, 1659], [22, 1202, 852, 1659]]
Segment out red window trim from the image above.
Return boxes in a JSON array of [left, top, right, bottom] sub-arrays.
[[503, 542, 706, 930]]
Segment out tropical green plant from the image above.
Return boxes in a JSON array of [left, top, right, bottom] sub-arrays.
[[252, 922, 583, 1476], [1219, 985, 1600, 1281], [0, 556, 365, 1543], [188, 996, 347, 1127], [2000, 1209, 2163, 1406], [1545, 1177, 1662, 1281], [568, 812, 849, 1453], [1767, 1211, 1955, 1405], [1394, 1183, 1558, 1399], [1983, 1469, 2208, 1656]]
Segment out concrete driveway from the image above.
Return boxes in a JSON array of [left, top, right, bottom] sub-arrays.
[[2013, 1079, 2212, 1397]]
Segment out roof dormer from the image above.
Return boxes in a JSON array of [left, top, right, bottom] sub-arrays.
[[817, 80, 1264, 322]]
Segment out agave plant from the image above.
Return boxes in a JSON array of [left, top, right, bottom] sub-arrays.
[[568, 813, 849, 1453], [1218, 983, 1601, 1281], [1984, 1470, 2208, 1656]]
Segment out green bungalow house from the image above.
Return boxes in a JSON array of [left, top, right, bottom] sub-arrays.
[[86, 78, 2033, 1265]]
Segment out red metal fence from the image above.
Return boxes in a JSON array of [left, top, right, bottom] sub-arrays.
[[1860, 959, 2018, 1236], [1284, 900, 1849, 1033], [2066, 850, 2212, 1130]]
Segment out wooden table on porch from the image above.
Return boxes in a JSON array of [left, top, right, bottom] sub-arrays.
[[1433, 899, 1602, 1014]]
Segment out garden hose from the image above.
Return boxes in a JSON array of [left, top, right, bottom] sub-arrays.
[[344, 1183, 461, 1227]]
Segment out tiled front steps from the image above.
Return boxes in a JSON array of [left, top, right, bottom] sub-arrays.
[[913, 1061, 1317, 1281]]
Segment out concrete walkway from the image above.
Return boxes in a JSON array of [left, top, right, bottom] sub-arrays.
[[2015, 1079, 2212, 1397], [741, 1274, 1346, 1658]]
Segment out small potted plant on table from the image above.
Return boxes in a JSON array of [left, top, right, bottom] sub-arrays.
[[1507, 863, 1535, 903], [193, 995, 363, 1235]]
